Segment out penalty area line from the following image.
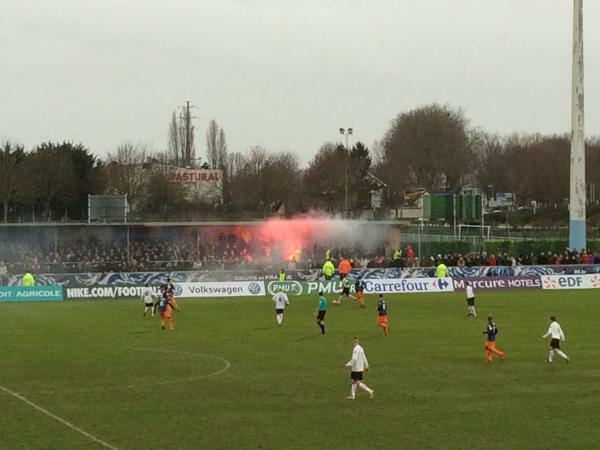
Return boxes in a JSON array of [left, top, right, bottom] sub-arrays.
[[0, 384, 120, 450]]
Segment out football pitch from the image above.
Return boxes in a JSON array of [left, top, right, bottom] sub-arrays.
[[1, 289, 599, 450]]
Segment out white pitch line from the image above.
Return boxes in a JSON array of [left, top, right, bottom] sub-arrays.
[[32, 349, 232, 395], [0, 384, 120, 450]]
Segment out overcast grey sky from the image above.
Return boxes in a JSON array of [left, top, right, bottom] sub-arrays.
[[1, 0, 598, 166]]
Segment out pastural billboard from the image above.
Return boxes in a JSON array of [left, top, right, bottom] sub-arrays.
[[169, 168, 223, 203]]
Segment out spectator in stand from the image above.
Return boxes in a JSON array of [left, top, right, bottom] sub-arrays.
[[530, 253, 538, 265], [404, 245, 414, 265], [486, 254, 496, 266]]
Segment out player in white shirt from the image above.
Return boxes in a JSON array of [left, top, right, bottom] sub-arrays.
[[141, 283, 157, 317], [344, 337, 374, 400], [465, 281, 476, 318], [542, 316, 569, 363], [333, 277, 356, 305], [272, 288, 290, 326]]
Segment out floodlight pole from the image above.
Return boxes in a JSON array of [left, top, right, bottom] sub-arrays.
[[569, 0, 586, 251], [339, 128, 353, 218]]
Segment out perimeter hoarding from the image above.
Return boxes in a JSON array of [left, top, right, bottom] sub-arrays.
[[65, 282, 266, 299], [541, 274, 600, 290], [64, 285, 156, 300], [0, 285, 64, 302], [267, 278, 453, 296], [453, 276, 542, 290], [175, 281, 265, 297]]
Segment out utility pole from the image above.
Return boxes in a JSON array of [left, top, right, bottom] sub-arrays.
[[569, 0, 586, 251]]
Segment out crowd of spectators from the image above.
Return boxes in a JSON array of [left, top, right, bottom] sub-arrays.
[[1, 231, 599, 275], [422, 248, 599, 268]]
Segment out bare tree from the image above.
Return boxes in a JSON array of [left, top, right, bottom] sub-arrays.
[[217, 128, 228, 170], [227, 152, 247, 177], [206, 120, 228, 169], [180, 104, 195, 165], [168, 107, 195, 167], [105, 142, 148, 211], [382, 103, 473, 193], [248, 146, 268, 174], [168, 111, 182, 166], [371, 139, 384, 166], [206, 120, 219, 169]]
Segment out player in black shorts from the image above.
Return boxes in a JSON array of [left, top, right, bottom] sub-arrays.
[[351, 371, 363, 381], [542, 316, 569, 363], [316, 292, 328, 335]]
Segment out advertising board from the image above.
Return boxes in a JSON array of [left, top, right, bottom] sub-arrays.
[[266, 278, 453, 296], [64, 285, 156, 300], [453, 276, 542, 290], [0, 285, 64, 302], [541, 274, 600, 290], [175, 281, 265, 297]]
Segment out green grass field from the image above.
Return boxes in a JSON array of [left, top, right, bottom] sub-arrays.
[[1, 289, 599, 450]]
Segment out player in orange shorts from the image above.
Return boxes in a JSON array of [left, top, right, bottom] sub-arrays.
[[158, 284, 180, 330], [483, 316, 505, 362], [355, 277, 366, 308], [376, 294, 388, 336]]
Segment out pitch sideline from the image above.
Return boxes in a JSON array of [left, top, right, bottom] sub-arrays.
[[0, 383, 120, 449]]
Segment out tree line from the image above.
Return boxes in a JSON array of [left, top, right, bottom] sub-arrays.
[[1, 103, 599, 222]]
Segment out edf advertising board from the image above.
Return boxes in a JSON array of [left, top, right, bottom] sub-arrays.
[[541, 274, 600, 290]]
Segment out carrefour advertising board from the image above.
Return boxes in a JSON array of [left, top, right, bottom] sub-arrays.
[[266, 278, 453, 296]]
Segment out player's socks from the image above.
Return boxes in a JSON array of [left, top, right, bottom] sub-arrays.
[[358, 383, 372, 394], [351, 384, 357, 398], [548, 350, 554, 362], [557, 350, 568, 360], [319, 324, 325, 334]]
